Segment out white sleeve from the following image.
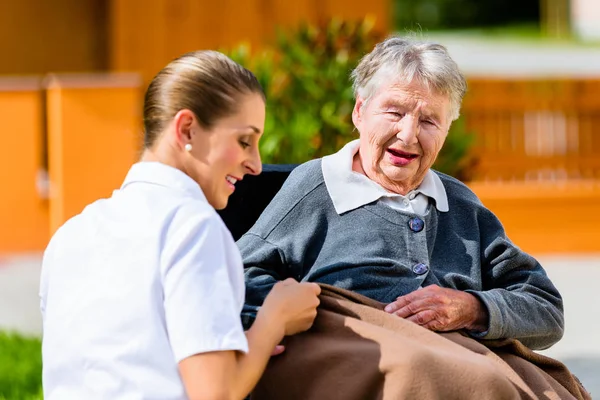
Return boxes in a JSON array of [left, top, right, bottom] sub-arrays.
[[161, 211, 248, 363]]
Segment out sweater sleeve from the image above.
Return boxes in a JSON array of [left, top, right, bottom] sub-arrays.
[[465, 209, 564, 350], [238, 160, 326, 329], [239, 233, 291, 329]]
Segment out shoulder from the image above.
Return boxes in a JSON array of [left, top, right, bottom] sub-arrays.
[[285, 159, 324, 187], [245, 159, 330, 237], [433, 170, 483, 207], [43, 198, 107, 258], [166, 199, 231, 243], [266, 159, 326, 205], [433, 171, 505, 233]]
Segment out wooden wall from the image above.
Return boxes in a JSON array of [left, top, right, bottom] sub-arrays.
[[470, 181, 600, 254], [462, 78, 600, 182], [45, 74, 143, 235], [0, 0, 389, 78], [0, 77, 49, 252], [109, 0, 391, 82], [0, 0, 107, 74]]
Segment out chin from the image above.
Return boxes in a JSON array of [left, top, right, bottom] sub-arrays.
[[212, 195, 230, 210], [212, 200, 228, 210]]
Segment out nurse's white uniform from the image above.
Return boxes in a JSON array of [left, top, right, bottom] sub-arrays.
[[40, 162, 248, 400]]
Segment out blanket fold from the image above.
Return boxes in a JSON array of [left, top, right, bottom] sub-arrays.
[[251, 284, 591, 400]]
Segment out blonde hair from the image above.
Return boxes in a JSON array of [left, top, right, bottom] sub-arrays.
[[143, 50, 265, 148]]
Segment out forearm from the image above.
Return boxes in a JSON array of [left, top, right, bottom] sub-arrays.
[[463, 292, 489, 333], [233, 313, 284, 399], [468, 288, 564, 349], [477, 235, 564, 348]]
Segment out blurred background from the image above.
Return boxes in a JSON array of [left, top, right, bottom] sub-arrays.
[[1, 0, 599, 398]]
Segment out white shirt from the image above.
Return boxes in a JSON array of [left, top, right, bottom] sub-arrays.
[[322, 140, 449, 215], [40, 162, 248, 400]]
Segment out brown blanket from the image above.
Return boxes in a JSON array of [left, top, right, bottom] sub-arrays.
[[252, 285, 591, 400]]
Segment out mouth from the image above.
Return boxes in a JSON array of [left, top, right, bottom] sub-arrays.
[[225, 175, 240, 191], [386, 148, 419, 166]]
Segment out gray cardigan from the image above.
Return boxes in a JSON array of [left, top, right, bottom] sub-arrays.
[[239, 159, 564, 350]]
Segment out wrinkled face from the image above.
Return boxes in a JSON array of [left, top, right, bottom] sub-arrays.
[[352, 79, 452, 195], [185, 92, 265, 209]]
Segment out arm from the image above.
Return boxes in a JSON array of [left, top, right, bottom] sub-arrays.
[[466, 233, 564, 349], [239, 161, 327, 329], [178, 308, 283, 400], [239, 233, 289, 329], [179, 278, 320, 400], [385, 243, 563, 349], [384, 190, 563, 349]]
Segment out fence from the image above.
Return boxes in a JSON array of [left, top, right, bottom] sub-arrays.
[[463, 77, 600, 253], [0, 76, 599, 254], [463, 78, 600, 182]]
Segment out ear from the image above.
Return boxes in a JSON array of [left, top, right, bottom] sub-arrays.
[[172, 109, 196, 149], [352, 96, 365, 128]]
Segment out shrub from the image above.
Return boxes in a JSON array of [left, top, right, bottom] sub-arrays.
[[228, 18, 476, 180], [0, 331, 43, 400], [393, 0, 539, 30]]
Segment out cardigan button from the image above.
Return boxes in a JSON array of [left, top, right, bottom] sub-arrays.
[[412, 263, 429, 275], [408, 217, 424, 232]]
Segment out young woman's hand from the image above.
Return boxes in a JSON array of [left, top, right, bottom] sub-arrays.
[[259, 278, 321, 337]]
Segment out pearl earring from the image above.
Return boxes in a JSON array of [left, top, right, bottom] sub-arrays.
[[184, 144, 192, 152]]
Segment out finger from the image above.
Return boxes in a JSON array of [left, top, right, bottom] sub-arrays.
[[281, 278, 298, 286], [384, 296, 409, 313], [308, 282, 321, 295], [385, 289, 429, 313], [271, 345, 285, 356], [393, 298, 433, 318], [406, 310, 438, 327]]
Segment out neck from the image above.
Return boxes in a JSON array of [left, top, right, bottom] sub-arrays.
[[352, 151, 420, 196], [141, 144, 186, 174]]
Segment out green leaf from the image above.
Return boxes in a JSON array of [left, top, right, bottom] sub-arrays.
[[225, 19, 475, 178]]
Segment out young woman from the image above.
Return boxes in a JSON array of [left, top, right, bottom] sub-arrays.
[[39, 51, 321, 400]]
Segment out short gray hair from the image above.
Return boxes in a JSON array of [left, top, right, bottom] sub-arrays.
[[351, 36, 467, 121]]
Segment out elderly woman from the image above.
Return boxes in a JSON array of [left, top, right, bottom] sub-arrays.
[[239, 36, 564, 351]]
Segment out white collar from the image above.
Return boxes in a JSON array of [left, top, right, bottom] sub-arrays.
[[321, 140, 449, 215], [121, 162, 208, 202]]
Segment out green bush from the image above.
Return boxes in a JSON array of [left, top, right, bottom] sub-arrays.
[[0, 331, 43, 400], [393, 0, 539, 30], [228, 18, 475, 180]]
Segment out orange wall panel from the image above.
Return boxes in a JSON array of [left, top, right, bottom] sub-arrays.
[[0, 77, 49, 252], [0, 0, 107, 74], [109, 0, 390, 83], [45, 74, 143, 234], [469, 181, 600, 254]]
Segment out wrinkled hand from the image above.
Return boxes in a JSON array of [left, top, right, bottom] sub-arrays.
[[384, 285, 488, 332]]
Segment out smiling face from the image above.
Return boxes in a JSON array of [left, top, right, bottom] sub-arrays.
[[181, 92, 265, 209], [352, 78, 452, 195]]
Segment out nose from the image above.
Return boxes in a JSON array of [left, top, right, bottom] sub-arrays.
[[396, 116, 419, 145], [244, 147, 262, 176]]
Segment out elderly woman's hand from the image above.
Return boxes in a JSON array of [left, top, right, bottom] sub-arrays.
[[384, 285, 489, 333]]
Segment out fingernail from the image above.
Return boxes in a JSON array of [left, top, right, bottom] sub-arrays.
[[384, 305, 392, 312]]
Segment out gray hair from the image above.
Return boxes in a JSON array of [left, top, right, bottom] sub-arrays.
[[351, 36, 467, 121]]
